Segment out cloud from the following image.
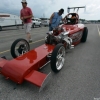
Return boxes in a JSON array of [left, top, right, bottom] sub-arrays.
[[0, 0, 100, 20]]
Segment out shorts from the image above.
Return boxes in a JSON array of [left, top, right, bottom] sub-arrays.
[[24, 23, 32, 34]]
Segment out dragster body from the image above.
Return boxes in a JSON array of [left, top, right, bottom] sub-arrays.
[[0, 44, 55, 91]]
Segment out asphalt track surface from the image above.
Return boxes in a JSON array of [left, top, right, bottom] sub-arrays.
[[0, 24, 100, 100]]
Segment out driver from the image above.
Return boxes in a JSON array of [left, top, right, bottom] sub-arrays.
[[63, 13, 78, 24], [71, 13, 76, 24]]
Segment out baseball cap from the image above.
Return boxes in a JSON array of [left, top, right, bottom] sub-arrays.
[[59, 8, 64, 14], [21, 0, 27, 3]]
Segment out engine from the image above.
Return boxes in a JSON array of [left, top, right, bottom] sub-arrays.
[[45, 26, 69, 45]]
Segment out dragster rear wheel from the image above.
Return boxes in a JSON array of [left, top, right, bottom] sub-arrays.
[[10, 38, 30, 58], [50, 43, 66, 73], [0, 26, 2, 31], [81, 27, 88, 42]]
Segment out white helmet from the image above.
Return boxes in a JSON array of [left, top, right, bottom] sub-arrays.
[[21, 0, 27, 3]]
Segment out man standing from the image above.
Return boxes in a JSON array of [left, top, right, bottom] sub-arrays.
[[49, 8, 64, 31], [20, 0, 33, 43]]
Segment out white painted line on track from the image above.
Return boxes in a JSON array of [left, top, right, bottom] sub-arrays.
[[97, 25, 100, 36]]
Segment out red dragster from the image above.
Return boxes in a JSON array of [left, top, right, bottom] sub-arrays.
[[0, 7, 88, 92]]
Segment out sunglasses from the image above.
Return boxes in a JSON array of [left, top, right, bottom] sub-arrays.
[[22, 2, 27, 4]]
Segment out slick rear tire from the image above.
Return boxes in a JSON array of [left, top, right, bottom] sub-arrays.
[[10, 38, 30, 58], [0, 26, 2, 31], [81, 27, 88, 42], [50, 43, 65, 73]]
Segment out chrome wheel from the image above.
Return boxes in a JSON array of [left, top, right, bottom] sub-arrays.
[[56, 46, 65, 70], [51, 43, 66, 73]]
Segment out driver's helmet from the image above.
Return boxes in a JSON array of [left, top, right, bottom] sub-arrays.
[[71, 13, 76, 19]]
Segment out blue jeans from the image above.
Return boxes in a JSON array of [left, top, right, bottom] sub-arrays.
[[49, 24, 53, 31]]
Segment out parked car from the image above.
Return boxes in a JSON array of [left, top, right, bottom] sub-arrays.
[[32, 18, 42, 28], [42, 20, 49, 27]]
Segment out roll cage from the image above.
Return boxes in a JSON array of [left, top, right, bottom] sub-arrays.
[[64, 6, 86, 25]]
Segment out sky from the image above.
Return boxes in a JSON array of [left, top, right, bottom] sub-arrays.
[[0, 0, 100, 20]]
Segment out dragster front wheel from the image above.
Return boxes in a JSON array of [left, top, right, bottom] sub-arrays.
[[10, 38, 30, 58], [50, 43, 66, 73]]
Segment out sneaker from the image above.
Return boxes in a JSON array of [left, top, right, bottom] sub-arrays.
[[70, 45, 74, 49], [29, 39, 32, 43]]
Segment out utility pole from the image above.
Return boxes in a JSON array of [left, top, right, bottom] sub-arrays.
[[43, 13, 45, 18]]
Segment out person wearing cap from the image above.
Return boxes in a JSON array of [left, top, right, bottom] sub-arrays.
[[49, 8, 64, 31], [20, 0, 33, 43]]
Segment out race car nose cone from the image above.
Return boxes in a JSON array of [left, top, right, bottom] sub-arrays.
[[39, 72, 52, 92]]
